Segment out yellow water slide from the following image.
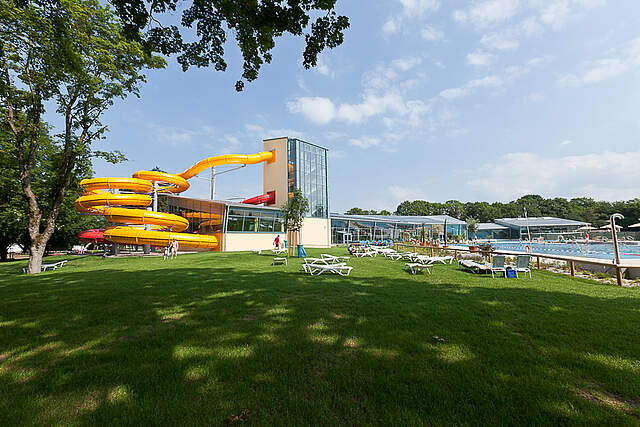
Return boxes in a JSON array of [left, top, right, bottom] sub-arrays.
[[75, 151, 275, 249]]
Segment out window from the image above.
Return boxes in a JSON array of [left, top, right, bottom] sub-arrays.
[[225, 207, 285, 233], [227, 215, 243, 231], [258, 214, 275, 232]]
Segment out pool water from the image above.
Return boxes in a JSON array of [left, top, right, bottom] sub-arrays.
[[465, 241, 640, 260]]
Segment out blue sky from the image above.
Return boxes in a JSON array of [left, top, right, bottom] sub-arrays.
[[92, 0, 640, 213]]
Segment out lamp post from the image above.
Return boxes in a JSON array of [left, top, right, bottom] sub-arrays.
[[610, 213, 624, 286]]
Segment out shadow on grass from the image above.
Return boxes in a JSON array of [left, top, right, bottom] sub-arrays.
[[1, 261, 639, 425]]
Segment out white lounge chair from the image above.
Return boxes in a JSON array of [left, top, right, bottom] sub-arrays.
[[490, 255, 507, 278], [272, 257, 287, 266], [513, 255, 532, 278], [321, 254, 350, 263], [303, 262, 352, 276], [272, 248, 287, 255], [25, 259, 68, 273], [353, 250, 375, 258], [404, 262, 433, 275], [415, 255, 454, 265]]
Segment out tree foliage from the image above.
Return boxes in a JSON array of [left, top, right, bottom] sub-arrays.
[[109, 0, 350, 90], [281, 188, 309, 233], [1, 0, 164, 272]]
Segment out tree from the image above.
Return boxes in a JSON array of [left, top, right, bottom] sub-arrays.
[[443, 200, 464, 219], [466, 217, 478, 237], [0, 144, 27, 260], [110, 0, 350, 91], [345, 207, 367, 215], [281, 188, 309, 257], [1, 0, 164, 273]]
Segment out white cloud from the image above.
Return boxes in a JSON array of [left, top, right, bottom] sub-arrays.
[[328, 150, 345, 159], [466, 151, 640, 201], [338, 93, 406, 124], [560, 139, 573, 146], [420, 26, 444, 41], [467, 75, 504, 88], [391, 57, 422, 71], [148, 124, 218, 147], [480, 32, 519, 50], [388, 185, 428, 202], [383, 0, 440, 36], [348, 137, 381, 149], [519, 16, 544, 37], [466, 50, 494, 67], [383, 17, 400, 35], [314, 57, 333, 77], [558, 58, 626, 86], [286, 97, 336, 124], [398, 0, 440, 15], [440, 87, 468, 99], [453, 0, 521, 28], [289, 57, 432, 129]]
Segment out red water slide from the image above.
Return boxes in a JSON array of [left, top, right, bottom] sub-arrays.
[[242, 191, 275, 205]]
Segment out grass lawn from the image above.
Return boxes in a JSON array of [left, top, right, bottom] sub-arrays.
[[1, 249, 639, 425]]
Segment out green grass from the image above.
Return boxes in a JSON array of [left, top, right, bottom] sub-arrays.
[[1, 249, 639, 425]]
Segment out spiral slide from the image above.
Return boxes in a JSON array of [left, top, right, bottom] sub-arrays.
[[75, 151, 274, 249]]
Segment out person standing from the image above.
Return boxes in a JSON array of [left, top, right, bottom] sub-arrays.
[[170, 238, 179, 259], [274, 234, 281, 249]]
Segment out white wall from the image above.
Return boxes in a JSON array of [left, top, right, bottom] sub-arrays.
[[301, 218, 331, 248], [223, 233, 282, 252]]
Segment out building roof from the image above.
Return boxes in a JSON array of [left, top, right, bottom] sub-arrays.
[[476, 222, 510, 230], [164, 194, 282, 212], [494, 217, 588, 228], [330, 213, 466, 225]]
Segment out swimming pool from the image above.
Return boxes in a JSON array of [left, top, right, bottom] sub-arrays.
[[464, 241, 640, 260]]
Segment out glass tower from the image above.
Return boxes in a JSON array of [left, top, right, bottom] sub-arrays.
[[287, 138, 329, 218]]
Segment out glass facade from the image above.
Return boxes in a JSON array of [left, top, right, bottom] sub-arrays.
[[287, 138, 328, 218], [159, 195, 225, 251], [330, 215, 468, 245], [225, 206, 285, 234]]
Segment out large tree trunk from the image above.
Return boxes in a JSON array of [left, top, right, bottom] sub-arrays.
[[27, 238, 47, 274], [0, 244, 8, 262]]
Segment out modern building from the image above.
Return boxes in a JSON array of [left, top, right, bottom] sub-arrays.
[[470, 217, 589, 240], [330, 213, 467, 245], [158, 137, 331, 251]]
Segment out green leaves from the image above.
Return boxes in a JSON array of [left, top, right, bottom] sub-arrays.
[[92, 150, 128, 164], [110, 0, 350, 91], [281, 188, 309, 232]]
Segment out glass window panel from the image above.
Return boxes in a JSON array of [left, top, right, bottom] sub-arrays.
[[227, 215, 244, 232], [258, 216, 274, 232], [243, 216, 257, 232]]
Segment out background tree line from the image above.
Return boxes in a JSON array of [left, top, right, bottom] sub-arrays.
[[346, 194, 640, 228]]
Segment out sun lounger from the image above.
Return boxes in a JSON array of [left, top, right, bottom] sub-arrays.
[[25, 259, 69, 273], [320, 254, 350, 263], [385, 252, 403, 260], [404, 262, 433, 275], [271, 248, 287, 255], [415, 255, 454, 264], [272, 257, 287, 266], [353, 250, 376, 258], [303, 262, 352, 276], [459, 259, 491, 274]]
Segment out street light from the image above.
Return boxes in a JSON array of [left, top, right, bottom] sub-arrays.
[[610, 213, 624, 265]]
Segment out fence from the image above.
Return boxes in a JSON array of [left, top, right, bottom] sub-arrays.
[[393, 243, 640, 286]]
